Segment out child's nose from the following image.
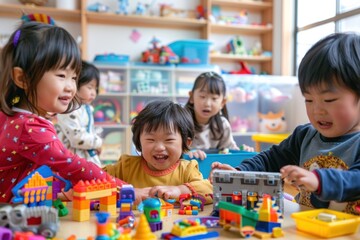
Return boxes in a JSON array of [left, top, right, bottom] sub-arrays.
[[154, 142, 165, 151]]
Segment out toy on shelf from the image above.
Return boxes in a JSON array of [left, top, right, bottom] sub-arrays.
[[116, 0, 129, 15], [141, 37, 179, 65], [258, 110, 288, 133], [93, 98, 121, 124], [135, 2, 145, 15], [0, 204, 59, 238], [168, 39, 211, 65], [211, 170, 284, 218], [142, 198, 163, 232], [87, 2, 109, 12], [226, 36, 247, 55], [161, 218, 219, 239], [94, 53, 129, 65], [291, 208, 360, 238]]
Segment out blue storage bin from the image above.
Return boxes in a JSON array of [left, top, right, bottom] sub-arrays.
[[183, 149, 257, 178], [168, 40, 212, 65]]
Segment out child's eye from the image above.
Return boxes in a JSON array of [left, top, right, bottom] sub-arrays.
[[324, 98, 337, 103], [305, 99, 312, 103], [57, 74, 66, 78]]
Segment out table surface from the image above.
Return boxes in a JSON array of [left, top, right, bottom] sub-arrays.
[[57, 200, 360, 239]]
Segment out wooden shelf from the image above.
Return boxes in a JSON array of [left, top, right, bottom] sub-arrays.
[[86, 12, 207, 30], [0, 3, 81, 22], [210, 23, 272, 35], [210, 53, 272, 62], [211, 0, 273, 10]]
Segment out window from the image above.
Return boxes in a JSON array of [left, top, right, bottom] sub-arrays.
[[295, 0, 360, 73]]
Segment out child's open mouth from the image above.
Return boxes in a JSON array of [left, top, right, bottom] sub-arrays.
[[154, 155, 168, 161], [318, 121, 332, 128]]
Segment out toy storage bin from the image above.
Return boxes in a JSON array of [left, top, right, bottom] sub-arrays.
[[222, 74, 259, 133], [291, 209, 360, 238], [257, 75, 298, 134], [174, 66, 220, 95], [96, 64, 127, 94], [129, 65, 173, 94], [168, 39, 212, 65], [99, 127, 126, 163], [93, 95, 125, 124], [183, 150, 257, 178]]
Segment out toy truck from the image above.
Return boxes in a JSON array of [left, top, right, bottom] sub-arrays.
[[0, 204, 58, 238]]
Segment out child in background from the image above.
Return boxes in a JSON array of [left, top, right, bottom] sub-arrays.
[[103, 100, 213, 205], [56, 60, 103, 167], [211, 33, 360, 215], [0, 22, 125, 203], [185, 71, 253, 160]]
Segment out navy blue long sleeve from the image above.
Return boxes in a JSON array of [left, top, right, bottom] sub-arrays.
[[236, 123, 360, 214]]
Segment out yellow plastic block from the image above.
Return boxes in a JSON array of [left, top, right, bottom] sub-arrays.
[[291, 208, 360, 238], [99, 204, 117, 216], [72, 209, 90, 222], [272, 227, 284, 238]]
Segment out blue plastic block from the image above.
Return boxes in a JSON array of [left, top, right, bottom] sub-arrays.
[[255, 221, 281, 233], [183, 150, 257, 178]]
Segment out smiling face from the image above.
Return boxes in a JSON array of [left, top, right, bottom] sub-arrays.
[[304, 83, 360, 137], [190, 86, 226, 125], [140, 125, 185, 171], [77, 79, 97, 104], [35, 67, 77, 117]]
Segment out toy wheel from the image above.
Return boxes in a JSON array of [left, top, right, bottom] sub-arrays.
[[240, 226, 255, 238], [223, 224, 231, 230], [38, 223, 58, 238]]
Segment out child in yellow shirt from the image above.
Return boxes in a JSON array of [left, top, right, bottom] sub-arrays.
[[103, 100, 213, 205]]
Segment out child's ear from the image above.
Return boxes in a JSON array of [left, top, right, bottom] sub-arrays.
[[12, 67, 26, 89], [188, 91, 194, 103], [221, 97, 227, 108], [186, 138, 192, 148]]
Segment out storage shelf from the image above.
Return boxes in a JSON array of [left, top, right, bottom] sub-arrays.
[[210, 23, 272, 35], [86, 12, 207, 30], [0, 3, 81, 22], [210, 53, 272, 62], [211, 0, 272, 10]]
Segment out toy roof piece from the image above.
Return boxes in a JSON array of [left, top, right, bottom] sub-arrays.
[[212, 170, 284, 216]]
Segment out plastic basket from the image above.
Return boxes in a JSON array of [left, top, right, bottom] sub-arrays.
[[168, 40, 211, 65], [291, 209, 360, 238]]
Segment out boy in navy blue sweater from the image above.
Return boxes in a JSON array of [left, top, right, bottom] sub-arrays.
[[211, 33, 360, 215]]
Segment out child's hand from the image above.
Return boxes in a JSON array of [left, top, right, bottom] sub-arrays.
[[134, 187, 151, 205], [149, 186, 183, 201], [208, 162, 236, 183], [280, 165, 319, 192], [186, 150, 207, 160]]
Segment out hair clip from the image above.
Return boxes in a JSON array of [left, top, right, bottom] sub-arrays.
[[21, 13, 56, 25], [11, 96, 20, 105], [13, 30, 21, 47]]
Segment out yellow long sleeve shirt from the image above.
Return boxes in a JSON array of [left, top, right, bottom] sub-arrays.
[[103, 154, 213, 204]]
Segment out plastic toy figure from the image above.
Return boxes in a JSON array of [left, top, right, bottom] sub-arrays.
[[118, 184, 135, 221], [135, 2, 145, 15], [117, 0, 129, 15]]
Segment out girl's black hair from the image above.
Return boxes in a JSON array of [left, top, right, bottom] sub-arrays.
[[185, 71, 229, 141], [298, 32, 360, 98], [132, 99, 194, 153], [79, 60, 100, 94], [0, 21, 82, 116]]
